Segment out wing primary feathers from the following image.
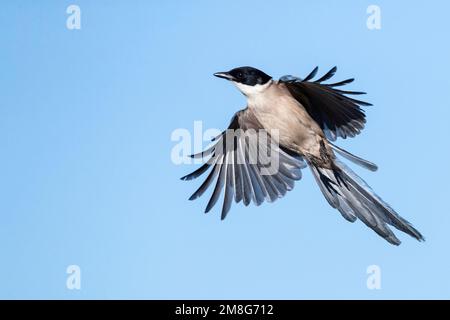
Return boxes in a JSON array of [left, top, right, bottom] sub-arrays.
[[205, 155, 227, 213], [237, 137, 255, 206], [233, 146, 244, 203], [314, 66, 337, 83], [337, 95, 372, 106], [325, 78, 354, 87], [221, 153, 234, 219], [180, 162, 211, 181], [246, 137, 271, 200], [189, 144, 215, 158], [244, 138, 266, 205], [281, 66, 371, 140], [188, 155, 221, 200], [303, 66, 319, 82], [332, 89, 367, 95], [182, 109, 307, 218]]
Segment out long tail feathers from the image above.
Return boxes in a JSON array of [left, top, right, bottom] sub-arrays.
[[309, 158, 424, 245], [329, 142, 378, 172]]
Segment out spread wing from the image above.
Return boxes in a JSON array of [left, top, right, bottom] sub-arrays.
[[181, 108, 307, 219], [280, 66, 372, 141]]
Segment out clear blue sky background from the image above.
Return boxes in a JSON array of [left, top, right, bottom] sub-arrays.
[[1, 1, 449, 299]]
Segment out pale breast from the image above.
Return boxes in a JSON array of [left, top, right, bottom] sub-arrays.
[[248, 82, 325, 155]]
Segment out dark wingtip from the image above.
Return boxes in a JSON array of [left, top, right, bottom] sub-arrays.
[[303, 66, 319, 82], [181, 174, 194, 181]]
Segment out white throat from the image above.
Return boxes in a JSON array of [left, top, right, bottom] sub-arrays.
[[233, 80, 273, 98]]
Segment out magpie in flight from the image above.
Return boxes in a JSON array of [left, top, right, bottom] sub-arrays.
[[181, 66, 424, 245]]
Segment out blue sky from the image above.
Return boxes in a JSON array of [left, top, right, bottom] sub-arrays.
[[1, 1, 449, 299]]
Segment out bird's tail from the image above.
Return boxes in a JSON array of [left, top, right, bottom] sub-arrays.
[[308, 157, 424, 245]]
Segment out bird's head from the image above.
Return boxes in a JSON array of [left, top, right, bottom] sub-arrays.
[[214, 66, 272, 97]]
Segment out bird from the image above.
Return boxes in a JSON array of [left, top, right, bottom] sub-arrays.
[[180, 66, 424, 245]]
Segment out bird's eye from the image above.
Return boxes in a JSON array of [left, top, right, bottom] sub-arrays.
[[237, 72, 243, 78]]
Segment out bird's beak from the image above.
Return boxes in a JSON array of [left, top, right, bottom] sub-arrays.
[[214, 72, 235, 81]]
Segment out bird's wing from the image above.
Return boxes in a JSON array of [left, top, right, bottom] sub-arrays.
[[280, 66, 372, 141], [181, 108, 307, 219]]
